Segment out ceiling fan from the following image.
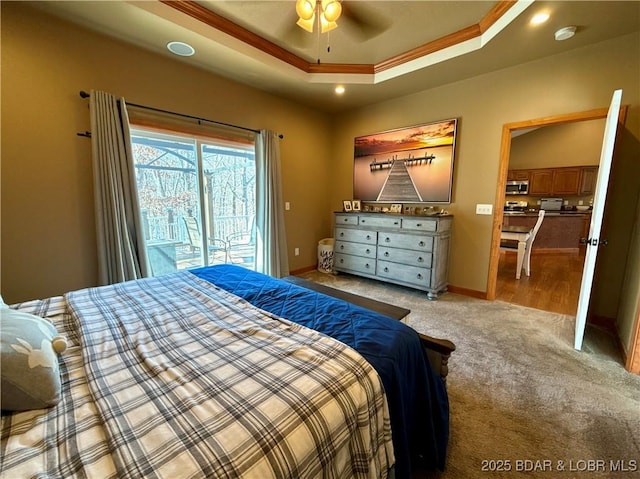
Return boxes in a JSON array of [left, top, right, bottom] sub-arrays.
[[284, 1, 391, 50], [295, 0, 342, 33]]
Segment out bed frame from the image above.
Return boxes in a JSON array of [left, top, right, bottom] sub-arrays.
[[283, 276, 456, 381]]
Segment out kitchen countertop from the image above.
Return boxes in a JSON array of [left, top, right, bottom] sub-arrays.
[[503, 210, 591, 216]]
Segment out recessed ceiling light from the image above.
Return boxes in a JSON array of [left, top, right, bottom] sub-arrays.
[[530, 12, 550, 25], [555, 26, 577, 41], [335, 85, 345, 95], [167, 41, 195, 57]]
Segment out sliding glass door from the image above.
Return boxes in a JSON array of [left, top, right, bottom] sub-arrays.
[[130, 128, 256, 276]]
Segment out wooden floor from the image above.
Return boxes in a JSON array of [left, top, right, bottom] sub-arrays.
[[496, 251, 586, 316]]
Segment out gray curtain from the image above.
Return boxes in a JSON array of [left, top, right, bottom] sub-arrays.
[[90, 90, 148, 285], [255, 130, 289, 277]]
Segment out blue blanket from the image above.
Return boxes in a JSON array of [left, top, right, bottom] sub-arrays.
[[190, 265, 449, 477]]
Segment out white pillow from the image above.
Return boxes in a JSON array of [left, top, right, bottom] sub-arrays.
[[1, 298, 67, 411]]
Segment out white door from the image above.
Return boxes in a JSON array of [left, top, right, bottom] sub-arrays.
[[574, 89, 623, 350]]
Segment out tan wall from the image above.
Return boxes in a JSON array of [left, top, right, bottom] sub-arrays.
[[331, 33, 640, 347], [510, 119, 605, 170], [0, 2, 332, 302], [2, 4, 640, 353]]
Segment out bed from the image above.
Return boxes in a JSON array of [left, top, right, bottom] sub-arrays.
[[1, 264, 453, 479]]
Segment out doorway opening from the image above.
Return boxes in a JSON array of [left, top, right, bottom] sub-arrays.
[[487, 108, 608, 315]]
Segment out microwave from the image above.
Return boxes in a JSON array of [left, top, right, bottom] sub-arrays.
[[506, 180, 528, 195]]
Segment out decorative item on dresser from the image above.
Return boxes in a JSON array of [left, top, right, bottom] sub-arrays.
[[334, 212, 452, 299]]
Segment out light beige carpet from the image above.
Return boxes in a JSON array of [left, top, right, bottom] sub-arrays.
[[299, 271, 640, 479]]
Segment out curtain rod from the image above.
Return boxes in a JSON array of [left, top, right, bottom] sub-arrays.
[[78, 91, 283, 139]]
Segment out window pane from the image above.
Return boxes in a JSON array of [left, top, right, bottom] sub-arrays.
[[131, 130, 204, 274], [201, 142, 256, 270], [131, 128, 256, 276]]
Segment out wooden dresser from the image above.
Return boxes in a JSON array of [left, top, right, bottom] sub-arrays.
[[333, 212, 453, 299]]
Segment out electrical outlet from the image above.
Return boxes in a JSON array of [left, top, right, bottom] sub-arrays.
[[285, 202, 290, 210], [294, 247, 299, 256], [476, 204, 493, 215]]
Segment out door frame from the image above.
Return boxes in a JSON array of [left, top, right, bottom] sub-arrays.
[[487, 106, 629, 299], [486, 105, 637, 368]]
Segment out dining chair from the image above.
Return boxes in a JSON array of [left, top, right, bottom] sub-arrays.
[[501, 210, 545, 277]]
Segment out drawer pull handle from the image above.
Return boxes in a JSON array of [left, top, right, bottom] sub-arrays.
[[340, 245, 344, 250], [366, 235, 371, 240], [416, 223, 422, 227], [418, 257, 423, 262], [365, 263, 371, 269], [343, 218, 348, 222], [361, 219, 366, 223], [340, 232, 344, 237], [339, 259, 344, 263], [384, 252, 389, 257], [419, 241, 425, 247], [417, 273, 423, 280], [385, 237, 391, 243], [394, 221, 399, 225], [384, 267, 389, 272], [366, 249, 371, 254]]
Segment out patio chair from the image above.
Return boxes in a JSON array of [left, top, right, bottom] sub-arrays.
[[182, 216, 227, 264], [226, 216, 256, 269]]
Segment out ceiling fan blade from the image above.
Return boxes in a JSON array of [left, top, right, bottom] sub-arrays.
[[282, 22, 315, 49], [281, 9, 315, 49], [340, 2, 392, 41]]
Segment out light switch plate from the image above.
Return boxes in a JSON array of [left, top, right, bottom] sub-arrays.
[[476, 204, 493, 215]]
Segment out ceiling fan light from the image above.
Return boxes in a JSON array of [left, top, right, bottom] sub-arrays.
[[297, 16, 315, 33], [320, 19, 338, 33], [322, 0, 342, 23], [296, 0, 315, 20]]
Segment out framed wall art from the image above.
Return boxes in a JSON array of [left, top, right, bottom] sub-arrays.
[[353, 118, 458, 204]]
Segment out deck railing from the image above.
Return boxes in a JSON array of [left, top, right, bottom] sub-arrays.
[[142, 212, 252, 246]]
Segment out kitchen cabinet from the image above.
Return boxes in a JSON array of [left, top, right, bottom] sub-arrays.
[[503, 212, 590, 252], [526, 166, 594, 196], [552, 167, 581, 195], [507, 169, 530, 181], [528, 169, 554, 195], [579, 166, 598, 196]]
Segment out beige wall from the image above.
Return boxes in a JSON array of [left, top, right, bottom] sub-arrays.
[[331, 33, 640, 348], [2, 3, 640, 353], [510, 119, 605, 170], [1, 2, 332, 302], [333, 32, 639, 291]]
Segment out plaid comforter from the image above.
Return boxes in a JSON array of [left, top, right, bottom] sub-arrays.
[[1, 272, 394, 478]]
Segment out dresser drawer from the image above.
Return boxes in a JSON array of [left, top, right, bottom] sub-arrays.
[[335, 227, 377, 244], [378, 232, 434, 251], [378, 246, 432, 268], [402, 218, 437, 232], [377, 260, 432, 288], [336, 240, 376, 258], [335, 253, 376, 275], [358, 215, 401, 229], [335, 214, 358, 225]]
